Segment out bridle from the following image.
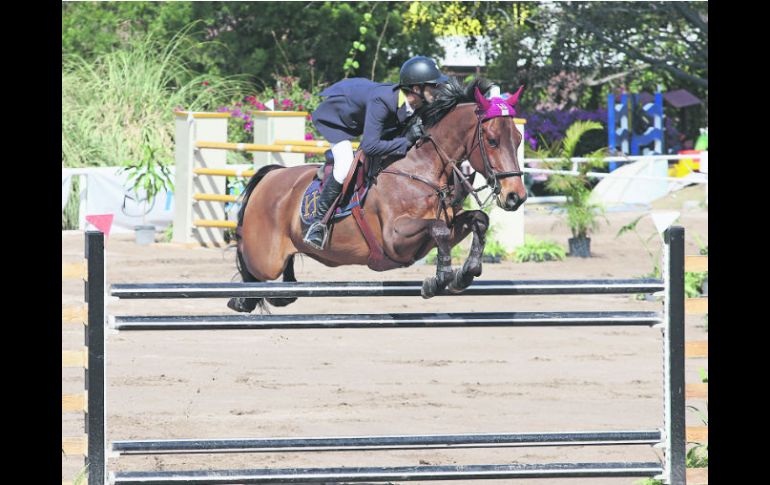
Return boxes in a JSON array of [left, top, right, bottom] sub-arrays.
[[380, 109, 524, 215], [469, 114, 524, 196]]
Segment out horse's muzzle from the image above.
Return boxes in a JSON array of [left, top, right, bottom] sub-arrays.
[[499, 192, 526, 211]]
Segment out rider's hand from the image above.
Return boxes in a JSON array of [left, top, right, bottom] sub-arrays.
[[405, 118, 426, 146]]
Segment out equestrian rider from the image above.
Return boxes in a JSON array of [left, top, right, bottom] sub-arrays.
[[303, 55, 449, 250]]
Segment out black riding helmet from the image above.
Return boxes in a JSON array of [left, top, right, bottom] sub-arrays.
[[399, 56, 449, 88]]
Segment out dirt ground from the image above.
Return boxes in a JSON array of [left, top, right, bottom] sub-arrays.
[[62, 188, 708, 484]]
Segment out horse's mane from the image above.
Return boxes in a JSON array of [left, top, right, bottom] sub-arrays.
[[417, 77, 494, 128]]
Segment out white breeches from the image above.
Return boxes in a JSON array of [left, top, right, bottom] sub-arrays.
[[331, 140, 354, 183]]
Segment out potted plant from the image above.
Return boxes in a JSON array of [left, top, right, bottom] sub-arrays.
[[532, 121, 608, 257], [120, 143, 174, 245]]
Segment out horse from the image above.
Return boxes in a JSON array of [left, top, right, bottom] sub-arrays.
[[228, 78, 527, 313]]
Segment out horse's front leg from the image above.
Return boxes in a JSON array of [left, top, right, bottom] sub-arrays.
[[421, 219, 455, 299], [447, 210, 489, 293]]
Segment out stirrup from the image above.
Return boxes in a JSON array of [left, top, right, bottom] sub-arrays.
[[303, 221, 330, 250]]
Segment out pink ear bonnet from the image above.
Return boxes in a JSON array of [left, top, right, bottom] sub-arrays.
[[474, 85, 524, 121]]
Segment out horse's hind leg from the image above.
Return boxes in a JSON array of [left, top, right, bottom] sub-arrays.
[[227, 247, 268, 314], [266, 255, 298, 307], [448, 210, 489, 293]]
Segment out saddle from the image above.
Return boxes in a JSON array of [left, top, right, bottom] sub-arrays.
[[300, 149, 404, 271], [299, 150, 371, 226]]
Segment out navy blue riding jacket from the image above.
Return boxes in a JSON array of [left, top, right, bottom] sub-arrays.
[[311, 78, 412, 160]]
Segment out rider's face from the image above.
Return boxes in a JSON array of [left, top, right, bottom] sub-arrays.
[[422, 84, 438, 104], [408, 84, 439, 109]]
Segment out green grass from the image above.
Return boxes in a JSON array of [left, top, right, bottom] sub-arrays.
[[62, 24, 250, 169], [62, 176, 80, 230]]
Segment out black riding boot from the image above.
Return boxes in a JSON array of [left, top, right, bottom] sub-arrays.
[[303, 178, 343, 250]]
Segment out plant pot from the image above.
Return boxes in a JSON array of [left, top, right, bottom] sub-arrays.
[[568, 237, 591, 257], [482, 254, 503, 264], [135, 225, 156, 245]]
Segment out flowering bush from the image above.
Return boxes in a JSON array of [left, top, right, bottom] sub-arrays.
[[520, 108, 607, 153], [216, 76, 323, 156]]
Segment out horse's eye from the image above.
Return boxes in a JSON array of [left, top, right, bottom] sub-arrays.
[[487, 138, 498, 148]]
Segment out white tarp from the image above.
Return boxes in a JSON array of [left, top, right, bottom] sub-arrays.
[[62, 167, 175, 234], [589, 158, 669, 205]]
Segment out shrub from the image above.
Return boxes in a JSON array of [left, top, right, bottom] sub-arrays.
[[216, 75, 324, 164], [62, 26, 248, 168], [512, 236, 566, 262], [685, 271, 708, 298]]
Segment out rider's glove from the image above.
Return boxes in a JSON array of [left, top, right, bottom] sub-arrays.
[[405, 118, 427, 146]]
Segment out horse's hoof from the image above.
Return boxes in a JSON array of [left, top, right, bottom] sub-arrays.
[[447, 280, 467, 294], [267, 297, 297, 307], [447, 269, 473, 294], [421, 277, 437, 299], [227, 297, 257, 313]]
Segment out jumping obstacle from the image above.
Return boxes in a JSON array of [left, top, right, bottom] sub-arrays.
[[172, 110, 527, 249], [80, 225, 693, 484]]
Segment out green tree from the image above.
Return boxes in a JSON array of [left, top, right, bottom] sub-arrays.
[[62, 2, 194, 60], [487, 2, 707, 111], [61, 2, 446, 91]]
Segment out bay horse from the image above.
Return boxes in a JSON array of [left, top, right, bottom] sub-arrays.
[[228, 78, 527, 313]]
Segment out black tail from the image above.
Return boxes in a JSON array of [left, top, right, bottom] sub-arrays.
[[228, 165, 286, 314], [236, 164, 285, 226]]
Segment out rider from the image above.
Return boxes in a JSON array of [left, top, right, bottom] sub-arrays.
[[303, 55, 449, 250]]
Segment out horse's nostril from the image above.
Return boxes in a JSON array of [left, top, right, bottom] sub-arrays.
[[507, 193, 519, 206]]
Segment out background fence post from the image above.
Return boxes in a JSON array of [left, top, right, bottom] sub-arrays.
[[252, 112, 308, 168]]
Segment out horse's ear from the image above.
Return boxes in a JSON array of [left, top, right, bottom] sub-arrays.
[[506, 85, 524, 107], [474, 87, 491, 111]]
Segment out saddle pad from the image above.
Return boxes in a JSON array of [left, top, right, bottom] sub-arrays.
[[299, 176, 369, 226]]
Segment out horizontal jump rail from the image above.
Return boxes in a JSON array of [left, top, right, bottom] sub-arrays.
[[112, 311, 661, 331], [110, 462, 664, 484], [685, 297, 708, 314], [110, 279, 664, 299], [62, 436, 87, 456], [62, 262, 87, 280], [684, 255, 708, 272], [62, 305, 87, 324], [193, 168, 256, 178], [685, 340, 708, 358], [193, 219, 237, 229], [273, 139, 360, 149], [62, 392, 87, 412], [112, 430, 662, 455], [196, 140, 328, 155], [193, 193, 238, 203]]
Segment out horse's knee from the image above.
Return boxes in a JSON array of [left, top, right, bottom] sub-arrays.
[[430, 221, 451, 241], [472, 211, 490, 233]]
